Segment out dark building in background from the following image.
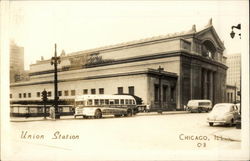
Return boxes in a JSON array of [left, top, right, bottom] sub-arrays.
[[225, 53, 241, 102], [10, 41, 29, 83]]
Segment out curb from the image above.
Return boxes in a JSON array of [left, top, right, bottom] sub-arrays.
[[10, 111, 189, 122]]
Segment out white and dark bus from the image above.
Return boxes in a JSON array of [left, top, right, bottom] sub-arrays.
[[74, 95, 137, 118]]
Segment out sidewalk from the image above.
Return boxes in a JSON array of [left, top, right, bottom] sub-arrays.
[[10, 115, 74, 122], [212, 128, 241, 142], [136, 110, 189, 116], [10, 111, 188, 122]]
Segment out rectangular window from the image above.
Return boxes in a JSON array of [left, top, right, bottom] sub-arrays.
[[128, 86, 135, 95], [100, 99, 105, 105], [118, 87, 123, 94], [154, 84, 159, 102], [115, 99, 119, 105], [83, 89, 88, 94], [48, 91, 52, 97], [58, 91, 62, 96], [105, 99, 109, 105], [64, 90, 69, 96], [28, 93, 31, 98], [19, 93, 22, 98], [23, 93, 26, 98], [171, 86, 175, 101], [71, 90, 76, 96], [163, 85, 168, 102], [94, 99, 99, 105], [10, 94, 12, 98], [91, 89, 96, 94], [99, 88, 104, 94], [37, 92, 40, 97], [109, 100, 114, 105], [87, 99, 93, 105]]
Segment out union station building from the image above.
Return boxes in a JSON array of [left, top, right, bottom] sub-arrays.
[[10, 20, 228, 110]]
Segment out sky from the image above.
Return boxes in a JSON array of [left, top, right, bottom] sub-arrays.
[[8, 1, 248, 70]]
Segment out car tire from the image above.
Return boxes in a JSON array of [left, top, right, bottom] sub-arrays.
[[125, 110, 132, 117], [229, 119, 234, 127], [209, 122, 213, 126], [94, 109, 102, 119]]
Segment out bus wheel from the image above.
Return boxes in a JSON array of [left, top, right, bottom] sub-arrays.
[[94, 110, 102, 119], [114, 114, 122, 117], [198, 107, 202, 113], [126, 110, 132, 117]]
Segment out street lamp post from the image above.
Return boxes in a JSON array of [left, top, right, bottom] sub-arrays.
[[158, 66, 164, 114], [230, 24, 241, 39], [51, 44, 61, 119], [230, 24, 241, 129]]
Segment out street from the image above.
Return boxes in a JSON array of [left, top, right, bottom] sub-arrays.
[[3, 113, 241, 160]]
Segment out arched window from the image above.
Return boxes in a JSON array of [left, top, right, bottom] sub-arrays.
[[202, 40, 217, 59]]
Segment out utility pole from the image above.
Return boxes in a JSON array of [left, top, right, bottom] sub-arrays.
[[51, 44, 61, 119], [158, 66, 164, 114], [42, 89, 48, 119]]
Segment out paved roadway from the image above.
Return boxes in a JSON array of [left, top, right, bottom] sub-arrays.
[[3, 113, 241, 160]]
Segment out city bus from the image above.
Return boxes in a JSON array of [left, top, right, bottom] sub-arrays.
[[74, 95, 137, 118]]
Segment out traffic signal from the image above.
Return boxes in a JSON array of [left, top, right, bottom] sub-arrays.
[[42, 90, 48, 102]]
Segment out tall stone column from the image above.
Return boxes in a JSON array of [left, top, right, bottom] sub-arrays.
[[203, 69, 207, 99], [209, 71, 213, 102]]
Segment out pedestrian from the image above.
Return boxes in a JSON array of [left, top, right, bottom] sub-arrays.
[[25, 107, 29, 118], [50, 106, 55, 120], [146, 104, 151, 113]]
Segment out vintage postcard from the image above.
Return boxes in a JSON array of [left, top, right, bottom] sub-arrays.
[[1, 1, 249, 160]]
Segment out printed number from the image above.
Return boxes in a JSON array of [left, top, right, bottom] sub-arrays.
[[197, 142, 206, 148]]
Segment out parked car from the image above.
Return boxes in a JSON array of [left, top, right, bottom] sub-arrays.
[[236, 103, 241, 113], [186, 100, 212, 113], [235, 103, 241, 129], [207, 103, 240, 126]]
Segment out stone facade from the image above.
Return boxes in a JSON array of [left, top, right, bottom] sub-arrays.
[[10, 21, 228, 110]]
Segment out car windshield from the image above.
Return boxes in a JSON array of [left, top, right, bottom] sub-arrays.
[[212, 105, 231, 113]]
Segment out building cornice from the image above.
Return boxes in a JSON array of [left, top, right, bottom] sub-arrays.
[[11, 69, 177, 87], [29, 49, 228, 77]]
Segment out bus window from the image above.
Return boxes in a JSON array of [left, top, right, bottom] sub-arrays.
[[125, 99, 129, 105], [105, 99, 109, 105], [129, 99, 132, 105], [87, 99, 93, 106], [76, 101, 85, 106], [110, 100, 114, 105], [115, 99, 119, 105], [120, 99, 124, 105], [94, 99, 99, 105], [100, 99, 105, 105], [132, 100, 135, 105]]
